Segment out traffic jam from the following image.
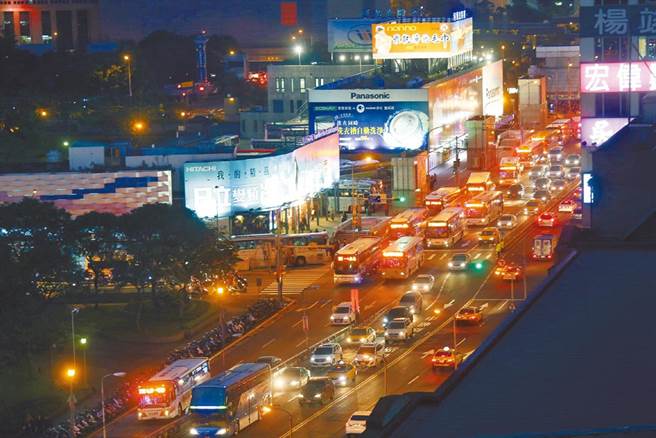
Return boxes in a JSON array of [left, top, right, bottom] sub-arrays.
[[260, 118, 584, 436]]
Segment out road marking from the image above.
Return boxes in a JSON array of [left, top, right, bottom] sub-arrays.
[[295, 339, 307, 348], [443, 299, 456, 309], [364, 303, 375, 311], [292, 319, 302, 328], [262, 338, 276, 348], [319, 299, 331, 308], [480, 302, 489, 310], [287, 394, 300, 403], [426, 296, 439, 311], [456, 338, 466, 347], [436, 273, 450, 298], [485, 254, 491, 259], [474, 252, 482, 259], [420, 349, 434, 359], [440, 253, 447, 260], [295, 301, 319, 312], [407, 375, 421, 385], [496, 300, 509, 312]]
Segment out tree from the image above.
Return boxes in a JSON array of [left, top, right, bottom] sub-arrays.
[[72, 212, 121, 298]]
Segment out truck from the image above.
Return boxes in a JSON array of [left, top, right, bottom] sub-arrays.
[[531, 234, 558, 260]]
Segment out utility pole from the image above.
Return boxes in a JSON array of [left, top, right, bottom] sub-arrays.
[[276, 208, 284, 304]]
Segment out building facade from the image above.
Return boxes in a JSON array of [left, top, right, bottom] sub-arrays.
[[0, 170, 172, 217], [534, 45, 580, 114], [0, 0, 100, 51]]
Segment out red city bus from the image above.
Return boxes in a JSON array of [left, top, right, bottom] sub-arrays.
[[380, 236, 425, 280], [388, 208, 428, 240]]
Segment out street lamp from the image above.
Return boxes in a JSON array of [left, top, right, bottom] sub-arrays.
[[101, 372, 127, 438], [70, 307, 79, 374], [262, 405, 293, 437], [123, 54, 133, 98], [293, 45, 303, 66], [79, 337, 88, 387], [66, 368, 77, 438]]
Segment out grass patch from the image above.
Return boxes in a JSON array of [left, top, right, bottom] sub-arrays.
[[77, 299, 212, 340]]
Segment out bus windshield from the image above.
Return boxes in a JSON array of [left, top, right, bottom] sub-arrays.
[[334, 259, 358, 275], [466, 207, 486, 218], [426, 225, 449, 238], [139, 388, 173, 408], [381, 256, 404, 268], [191, 387, 227, 408]]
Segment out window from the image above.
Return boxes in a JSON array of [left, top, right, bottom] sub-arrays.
[[3, 12, 14, 39], [272, 99, 284, 113], [314, 77, 325, 87], [290, 100, 295, 113], [41, 11, 52, 44], [297, 100, 303, 110], [280, 78, 286, 92], [299, 77, 306, 93], [77, 10, 89, 48], [252, 120, 258, 132], [19, 12, 30, 44], [290, 78, 295, 92], [275, 78, 281, 92], [241, 120, 246, 133]]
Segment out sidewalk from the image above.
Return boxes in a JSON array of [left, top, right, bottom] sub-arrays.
[[429, 150, 471, 190]]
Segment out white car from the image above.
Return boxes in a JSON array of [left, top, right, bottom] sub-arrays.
[[310, 343, 343, 367], [497, 214, 518, 230], [345, 411, 371, 436], [528, 165, 548, 180], [566, 167, 581, 181], [411, 274, 436, 293], [448, 253, 470, 271], [547, 165, 564, 179], [550, 178, 567, 193], [353, 343, 384, 368], [548, 147, 563, 163], [384, 318, 414, 343], [330, 302, 356, 325], [564, 153, 580, 167]]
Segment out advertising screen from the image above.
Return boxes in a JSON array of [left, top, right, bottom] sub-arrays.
[[425, 61, 503, 148], [184, 132, 340, 218], [371, 19, 473, 60], [580, 62, 656, 93], [308, 89, 429, 152], [327, 19, 378, 52], [580, 117, 630, 146]]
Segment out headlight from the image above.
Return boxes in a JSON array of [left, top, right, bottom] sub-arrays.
[[314, 393, 322, 399], [383, 317, 388, 323], [363, 354, 370, 360], [448, 262, 453, 267], [216, 429, 227, 436], [410, 306, 415, 314], [412, 284, 417, 290], [274, 378, 284, 388], [339, 375, 347, 382], [310, 355, 316, 361], [330, 315, 335, 320], [298, 394, 304, 398], [290, 380, 299, 386], [384, 331, 389, 336], [190, 428, 199, 436], [347, 337, 352, 343], [423, 285, 429, 291]]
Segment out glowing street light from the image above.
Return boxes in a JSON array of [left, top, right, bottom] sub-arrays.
[[123, 54, 133, 98], [101, 372, 126, 438], [228, 49, 236, 56], [66, 368, 76, 378], [132, 120, 145, 132], [293, 45, 303, 65], [62, 140, 70, 147]]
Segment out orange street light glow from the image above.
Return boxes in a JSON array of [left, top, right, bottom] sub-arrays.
[[67, 368, 76, 378]]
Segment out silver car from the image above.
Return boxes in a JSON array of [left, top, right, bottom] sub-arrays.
[[548, 147, 564, 163], [448, 253, 470, 271], [310, 343, 343, 367], [532, 177, 551, 191], [566, 167, 581, 181], [497, 214, 518, 230], [547, 165, 564, 179], [565, 154, 581, 167], [528, 165, 548, 180], [550, 178, 567, 192]]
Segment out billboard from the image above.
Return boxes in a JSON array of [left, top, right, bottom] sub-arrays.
[[580, 117, 630, 146], [184, 132, 339, 218], [327, 19, 378, 52], [580, 62, 656, 93], [371, 19, 473, 60], [580, 5, 656, 37], [308, 89, 429, 152], [426, 61, 503, 148]]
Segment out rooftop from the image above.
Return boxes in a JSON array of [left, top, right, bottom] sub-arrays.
[[365, 245, 656, 437]]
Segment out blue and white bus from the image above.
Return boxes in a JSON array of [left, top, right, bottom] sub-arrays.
[[189, 363, 272, 437]]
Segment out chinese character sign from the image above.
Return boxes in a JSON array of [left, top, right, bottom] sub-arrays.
[[580, 62, 656, 93], [581, 6, 656, 36], [183, 133, 339, 218], [580, 118, 630, 147], [371, 19, 472, 59]]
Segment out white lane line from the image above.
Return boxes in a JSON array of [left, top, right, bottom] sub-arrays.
[[485, 254, 491, 259], [429, 254, 436, 260], [407, 375, 421, 385], [440, 253, 447, 260], [295, 339, 307, 348], [292, 319, 302, 328], [262, 338, 276, 348], [287, 394, 300, 403], [319, 300, 331, 308], [456, 338, 466, 347], [474, 252, 482, 259], [295, 301, 319, 312], [497, 300, 509, 312]]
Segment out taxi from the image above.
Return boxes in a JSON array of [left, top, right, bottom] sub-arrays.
[[558, 199, 577, 213], [494, 259, 508, 277], [537, 212, 556, 227], [502, 263, 523, 281], [456, 306, 484, 325], [431, 346, 464, 369], [346, 326, 377, 344], [353, 343, 384, 368], [478, 227, 500, 245], [325, 361, 357, 387]]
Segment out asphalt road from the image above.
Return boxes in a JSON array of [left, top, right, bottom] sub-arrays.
[[99, 151, 578, 438]]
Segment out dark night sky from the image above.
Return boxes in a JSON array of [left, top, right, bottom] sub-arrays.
[[100, 0, 324, 46]]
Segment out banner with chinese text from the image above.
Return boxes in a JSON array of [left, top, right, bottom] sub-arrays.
[[580, 6, 656, 37], [580, 62, 656, 93]]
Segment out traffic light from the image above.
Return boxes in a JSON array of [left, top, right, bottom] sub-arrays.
[[399, 196, 406, 203], [473, 260, 484, 270]]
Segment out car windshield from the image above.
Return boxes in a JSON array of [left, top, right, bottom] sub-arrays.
[[460, 308, 477, 314], [305, 380, 326, 391], [350, 328, 368, 336], [416, 275, 431, 283], [481, 230, 495, 236], [500, 215, 513, 221], [388, 308, 406, 318], [388, 321, 405, 329], [314, 347, 334, 355], [570, 167, 581, 173], [358, 346, 376, 355], [550, 166, 561, 171], [435, 350, 454, 357], [453, 254, 468, 262], [400, 294, 416, 303], [335, 307, 350, 314], [535, 191, 548, 198], [280, 368, 299, 378], [541, 214, 552, 218], [350, 415, 370, 422]]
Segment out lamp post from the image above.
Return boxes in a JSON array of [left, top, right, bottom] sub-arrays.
[[123, 54, 133, 98], [293, 45, 303, 66], [70, 307, 79, 374], [101, 372, 126, 438], [66, 368, 77, 438], [79, 337, 88, 388]]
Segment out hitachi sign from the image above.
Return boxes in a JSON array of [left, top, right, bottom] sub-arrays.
[[350, 92, 391, 100]]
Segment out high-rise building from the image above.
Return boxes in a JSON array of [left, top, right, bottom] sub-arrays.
[[0, 0, 100, 51]]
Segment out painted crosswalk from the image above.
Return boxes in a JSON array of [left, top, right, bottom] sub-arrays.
[[259, 267, 329, 295]]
